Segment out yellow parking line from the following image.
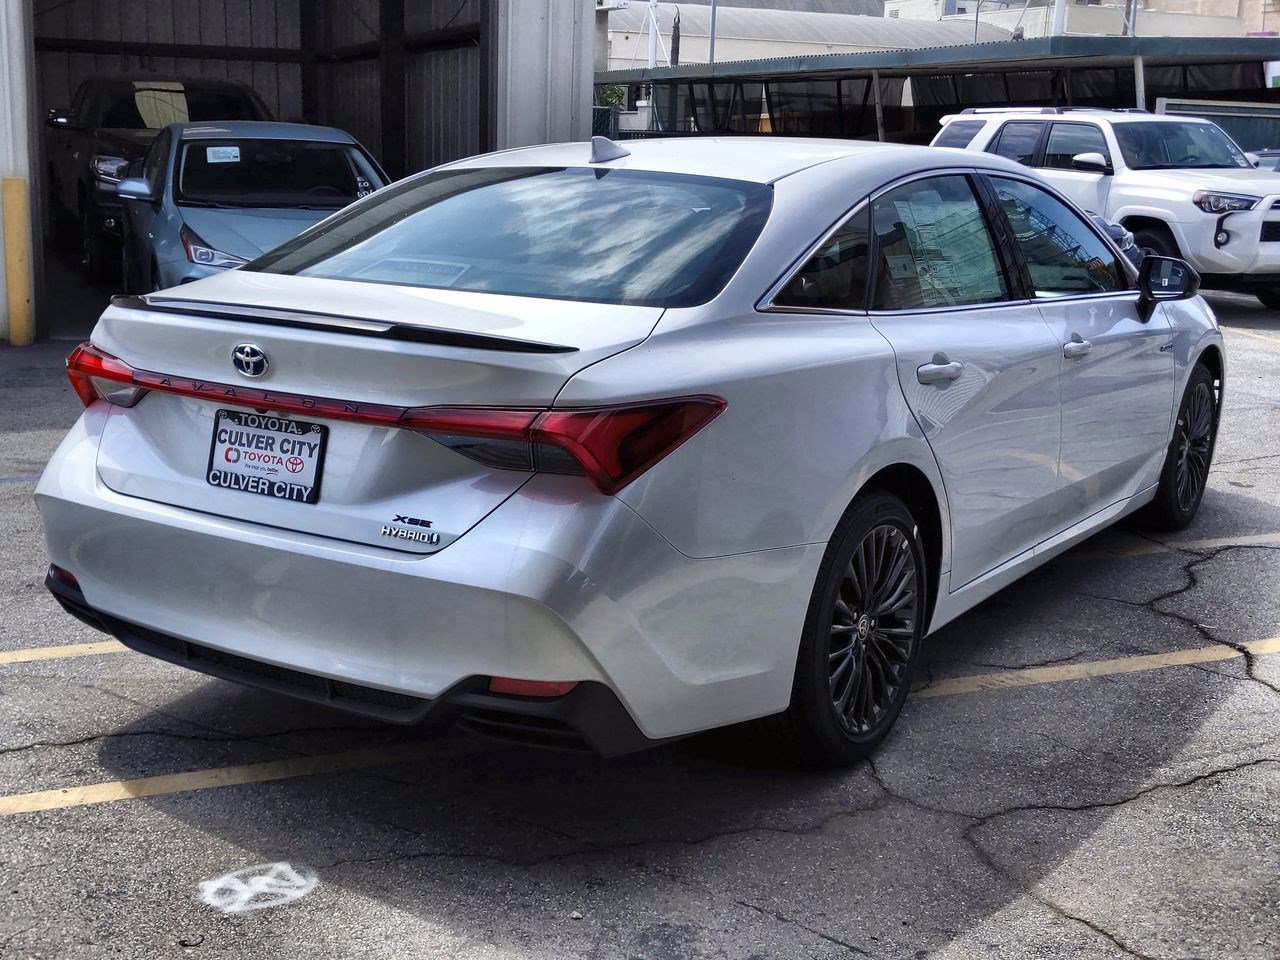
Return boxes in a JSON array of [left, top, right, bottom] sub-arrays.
[[2, 636, 1279, 816], [0, 640, 126, 665], [916, 635, 1280, 699], [1089, 530, 1280, 559], [0, 742, 436, 816], [1221, 325, 1280, 346]]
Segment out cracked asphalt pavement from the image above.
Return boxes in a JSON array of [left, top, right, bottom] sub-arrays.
[[1, 293, 1278, 959]]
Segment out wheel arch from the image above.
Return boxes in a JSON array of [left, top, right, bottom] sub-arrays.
[[1119, 215, 1182, 255], [857, 461, 945, 634]]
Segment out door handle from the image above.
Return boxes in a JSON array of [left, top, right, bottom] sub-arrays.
[[917, 357, 964, 384], [1063, 336, 1092, 359]]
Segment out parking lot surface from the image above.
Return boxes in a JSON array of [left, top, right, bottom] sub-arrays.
[[1, 294, 1278, 960]]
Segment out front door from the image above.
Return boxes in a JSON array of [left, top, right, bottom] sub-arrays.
[[1037, 121, 1113, 214], [866, 173, 1063, 588], [986, 175, 1174, 530]]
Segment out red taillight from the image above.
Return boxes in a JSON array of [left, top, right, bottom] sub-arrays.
[[66, 342, 145, 408], [488, 677, 579, 698], [64, 341, 725, 494]]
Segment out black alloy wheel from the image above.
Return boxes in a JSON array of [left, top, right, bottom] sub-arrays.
[[1141, 362, 1218, 531]]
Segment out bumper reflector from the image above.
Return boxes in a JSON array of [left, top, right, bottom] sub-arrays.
[[488, 677, 580, 698]]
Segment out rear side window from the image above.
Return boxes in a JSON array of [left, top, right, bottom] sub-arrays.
[[990, 177, 1126, 296], [773, 206, 871, 311], [932, 120, 987, 149], [990, 121, 1045, 166], [1043, 123, 1110, 170], [248, 167, 773, 308], [870, 175, 1008, 310]]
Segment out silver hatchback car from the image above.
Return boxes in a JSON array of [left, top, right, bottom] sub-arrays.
[[116, 121, 387, 292], [40, 138, 1223, 765]]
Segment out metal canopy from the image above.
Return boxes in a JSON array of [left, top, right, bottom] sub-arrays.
[[596, 36, 1280, 85]]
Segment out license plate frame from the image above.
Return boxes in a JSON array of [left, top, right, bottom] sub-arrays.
[[206, 409, 328, 505]]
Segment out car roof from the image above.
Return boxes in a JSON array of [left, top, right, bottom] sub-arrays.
[[945, 109, 1211, 125], [173, 121, 357, 144], [441, 137, 967, 184]]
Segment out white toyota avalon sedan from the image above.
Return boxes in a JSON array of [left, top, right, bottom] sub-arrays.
[[38, 137, 1223, 765]]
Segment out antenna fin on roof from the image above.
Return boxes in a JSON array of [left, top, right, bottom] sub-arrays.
[[589, 135, 631, 163]]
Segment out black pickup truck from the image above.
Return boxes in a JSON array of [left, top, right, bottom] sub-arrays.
[[46, 75, 272, 281]]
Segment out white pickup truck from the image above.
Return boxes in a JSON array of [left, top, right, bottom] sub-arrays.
[[933, 108, 1280, 307]]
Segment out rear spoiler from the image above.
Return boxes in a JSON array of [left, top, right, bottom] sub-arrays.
[[110, 295, 579, 355]]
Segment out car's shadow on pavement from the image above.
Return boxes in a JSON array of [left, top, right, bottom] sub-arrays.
[[91, 492, 1280, 958]]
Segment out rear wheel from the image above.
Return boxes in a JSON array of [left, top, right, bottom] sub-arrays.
[[1140, 363, 1217, 531], [779, 492, 926, 766]]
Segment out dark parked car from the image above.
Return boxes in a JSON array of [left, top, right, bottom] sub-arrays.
[[46, 75, 271, 281]]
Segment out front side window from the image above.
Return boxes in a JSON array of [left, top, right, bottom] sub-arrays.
[[1043, 123, 1111, 170], [932, 120, 987, 149], [990, 177, 1127, 297], [870, 175, 1008, 310], [1112, 120, 1250, 170], [773, 205, 870, 311], [178, 140, 382, 209], [990, 121, 1045, 166], [248, 167, 774, 308]]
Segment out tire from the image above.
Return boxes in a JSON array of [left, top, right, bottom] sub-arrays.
[[1140, 363, 1218, 531], [80, 206, 112, 284], [774, 491, 927, 767], [1131, 225, 1179, 260], [1255, 288, 1280, 311]]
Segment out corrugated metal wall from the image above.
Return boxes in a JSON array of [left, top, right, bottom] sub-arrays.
[[34, 0, 304, 121], [33, 0, 483, 177]]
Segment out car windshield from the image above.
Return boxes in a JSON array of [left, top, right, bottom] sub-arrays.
[[99, 82, 264, 129], [177, 140, 381, 209], [1112, 120, 1251, 170], [246, 166, 774, 308]]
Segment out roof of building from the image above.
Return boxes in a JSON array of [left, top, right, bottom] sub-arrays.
[[598, 34, 1280, 83], [609, 4, 1009, 53], [174, 121, 356, 143], [677, 0, 884, 15]]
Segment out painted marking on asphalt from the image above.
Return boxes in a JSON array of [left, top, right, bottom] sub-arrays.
[[0, 640, 126, 665], [2, 637, 1278, 815], [916, 635, 1280, 699], [1221, 325, 1280, 346], [0, 742, 435, 816], [1073, 530, 1280, 559]]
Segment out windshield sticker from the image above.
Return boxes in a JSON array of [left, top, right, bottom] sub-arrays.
[[355, 175, 374, 198], [207, 146, 241, 164]]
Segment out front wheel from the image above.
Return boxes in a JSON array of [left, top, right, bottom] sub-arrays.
[[1140, 363, 1218, 531], [1131, 225, 1179, 261], [779, 492, 926, 767]]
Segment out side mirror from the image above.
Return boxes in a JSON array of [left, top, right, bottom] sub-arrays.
[[1071, 152, 1112, 174], [1137, 255, 1199, 321], [115, 177, 157, 202], [1246, 151, 1261, 168], [46, 108, 73, 128]]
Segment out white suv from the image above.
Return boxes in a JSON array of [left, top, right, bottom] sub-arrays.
[[933, 108, 1280, 307]]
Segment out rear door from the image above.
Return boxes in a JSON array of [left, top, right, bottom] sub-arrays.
[[984, 174, 1174, 528], [1037, 122, 1113, 213], [865, 173, 1063, 588]]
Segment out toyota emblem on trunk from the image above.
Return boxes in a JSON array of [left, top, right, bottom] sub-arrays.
[[232, 343, 269, 379]]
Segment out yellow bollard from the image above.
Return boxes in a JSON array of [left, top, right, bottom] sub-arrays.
[[2, 177, 35, 347]]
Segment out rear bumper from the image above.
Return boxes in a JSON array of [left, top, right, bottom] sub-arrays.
[[46, 568, 656, 755], [36, 407, 820, 749]]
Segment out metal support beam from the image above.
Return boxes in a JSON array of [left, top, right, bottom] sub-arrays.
[[379, 0, 407, 181], [871, 69, 885, 142], [33, 36, 306, 63], [298, 0, 320, 123], [1134, 54, 1146, 110]]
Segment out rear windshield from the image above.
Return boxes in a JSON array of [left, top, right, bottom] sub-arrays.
[[178, 140, 382, 209], [245, 166, 774, 308], [98, 82, 266, 129]]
